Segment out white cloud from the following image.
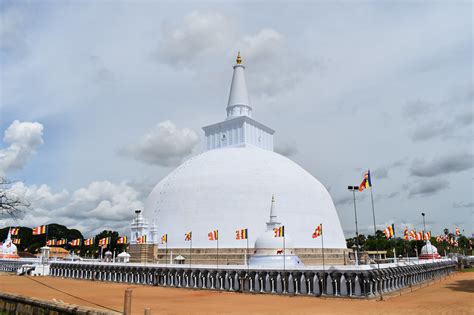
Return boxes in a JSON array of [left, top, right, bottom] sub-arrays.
[[155, 11, 314, 97], [0, 120, 44, 175], [120, 121, 199, 167], [5, 180, 143, 237]]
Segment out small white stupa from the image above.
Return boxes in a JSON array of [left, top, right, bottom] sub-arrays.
[[419, 241, 441, 259], [249, 196, 303, 267], [0, 229, 19, 259], [130, 210, 149, 244]]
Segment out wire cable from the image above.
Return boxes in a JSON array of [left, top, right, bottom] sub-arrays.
[[23, 276, 121, 313]]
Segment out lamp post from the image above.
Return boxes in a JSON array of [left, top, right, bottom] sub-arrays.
[[421, 212, 426, 237], [348, 186, 360, 266]]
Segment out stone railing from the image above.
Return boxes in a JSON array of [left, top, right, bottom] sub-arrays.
[[0, 259, 36, 272], [0, 292, 119, 315], [48, 260, 456, 297]]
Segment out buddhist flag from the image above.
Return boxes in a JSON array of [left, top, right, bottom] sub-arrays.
[[455, 228, 460, 236], [274, 226, 285, 238], [235, 229, 248, 240], [32, 225, 48, 235], [409, 230, 416, 240], [46, 239, 56, 246], [136, 235, 147, 244], [384, 224, 395, 239], [359, 170, 372, 192], [404, 227, 409, 240], [416, 231, 423, 240], [12, 239, 21, 245], [185, 232, 192, 241], [312, 224, 322, 239], [208, 230, 218, 241], [56, 239, 66, 246], [99, 237, 110, 246], [84, 238, 94, 246], [70, 239, 82, 246], [10, 228, 20, 236], [117, 236, 128, 244], [424, 231, 431, 241], [161, 234, 168, 244]]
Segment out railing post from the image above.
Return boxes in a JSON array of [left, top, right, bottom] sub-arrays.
[[124, 288, 132, 315]]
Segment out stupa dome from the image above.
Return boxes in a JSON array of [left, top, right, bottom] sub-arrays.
[[255, 230, 294, 252], [143, 53, 346, 251], [421, 241, 438, 255], [419, 241, 441, 259], [144, 146, 346, 249], [0, 230, 19, 259]]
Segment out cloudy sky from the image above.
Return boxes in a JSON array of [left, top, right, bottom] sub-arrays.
[[0, 1, 472, 238]]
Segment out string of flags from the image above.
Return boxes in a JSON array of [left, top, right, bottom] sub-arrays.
[[6, 223, 465, 248]]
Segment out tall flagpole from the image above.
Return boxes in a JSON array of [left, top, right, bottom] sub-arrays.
[[190, 234, 192, 268], [165, 238, 168, 267], [216, 232, 219, 269], [283, 228, 286, 271], [246, 235, 249, 274], [369, 177, 383, 301], [321, 224, 325, 275]]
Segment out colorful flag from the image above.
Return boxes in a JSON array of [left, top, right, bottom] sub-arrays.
[[416, 232, 423, 240], [409, 230, 416, 240], [12, 238, 21, 245], [161, 234, 168, 244], [10, 228, 20, 236], [424, 231, 431, 241], [312, 224, 322, 239], [46, 239, 56, 246], [235, 229, 248, 240], [84, 238, 94, 246], [358, 170, 372, 192], [32, 225, 48, 235], [70, 239, 82, 246], [274, 226, 285, 238], [99, 237, 110, 246], [136, 235, 147, 244], [117, 236, 128, 244], [404, 227, 409, 240], [208, 230, 218, 241], [455, 228, 460, 236], [384, 224, 395, 239], [185, 232, 192, 241], [56, 239, 66, 246]]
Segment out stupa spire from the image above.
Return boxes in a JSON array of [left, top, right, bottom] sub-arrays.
[[266, 195, 280, 230], [227, 51, 252, 119]]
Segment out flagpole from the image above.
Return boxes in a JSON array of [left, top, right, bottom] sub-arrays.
[[283, 232, 286, 271], [190, 235, 192, 268], [165, 239, 168, 267], [216, 233, 219, 269], [246, 236, 249, 274], [321, 224, 325, 276]]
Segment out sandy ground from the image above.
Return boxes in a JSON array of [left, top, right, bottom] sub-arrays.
[[0, 272, 472, 315]]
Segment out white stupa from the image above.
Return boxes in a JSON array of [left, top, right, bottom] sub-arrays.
[[249, 196, 303, 266], [419, 241, 441, 259], [0, 229, 19, 259], [144, 53, 347, 251]]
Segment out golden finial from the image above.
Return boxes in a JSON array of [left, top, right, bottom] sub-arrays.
[[236, 51, 242, 64]]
